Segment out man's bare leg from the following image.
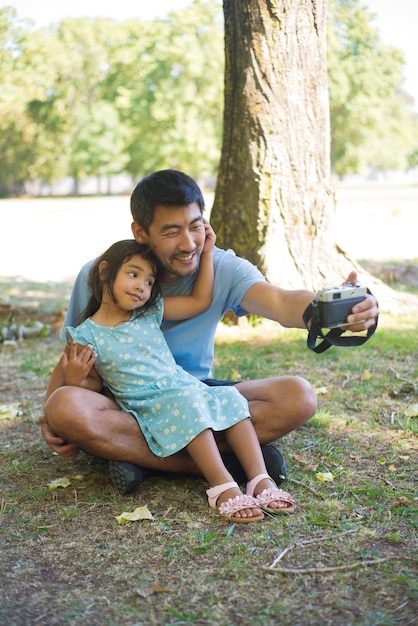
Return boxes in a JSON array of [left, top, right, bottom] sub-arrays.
[[44, 386, 199, 474], [43, 375, 316, 474], [236, 376, 317, 444]]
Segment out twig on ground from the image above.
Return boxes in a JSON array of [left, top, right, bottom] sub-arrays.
[[264, 528, 359, 571], [288, 477, 326, 499], [264, 558, 388, 574]]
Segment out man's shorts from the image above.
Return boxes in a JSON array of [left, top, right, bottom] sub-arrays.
[[202, 378, 237, 387]]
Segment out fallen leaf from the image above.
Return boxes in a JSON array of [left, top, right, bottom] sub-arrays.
[[115, 505, 154, 524], [388, 465, 396, 472], [47, 477, 71, 490], [152, 583, 172, 594], [0, 403, 22, 421], [135, 583, 171, 598], [315, 387, 328, 395], [316, 472, 334, 482], [136, 587, 154, 598], [404, 404, 418, 418], [361, 369, 372, 381]]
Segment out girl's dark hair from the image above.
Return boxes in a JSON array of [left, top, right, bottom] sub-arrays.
[[130, 169, 205, 232], [80, 240, 162, 322]]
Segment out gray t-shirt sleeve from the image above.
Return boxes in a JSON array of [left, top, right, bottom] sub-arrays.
[[59, 260, 94, 340]]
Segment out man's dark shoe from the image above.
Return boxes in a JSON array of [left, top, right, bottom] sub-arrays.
[[108, 461, 151, 495], [262, 444, 287, 484], [221, 444, 287, 485]]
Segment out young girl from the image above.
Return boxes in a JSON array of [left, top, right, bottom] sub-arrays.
[[58, 225, 295, 523]]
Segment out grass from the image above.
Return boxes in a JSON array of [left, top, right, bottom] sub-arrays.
[[0, 274, 417, 626]]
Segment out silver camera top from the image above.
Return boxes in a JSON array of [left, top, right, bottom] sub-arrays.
[[316, 282, 367, 303]]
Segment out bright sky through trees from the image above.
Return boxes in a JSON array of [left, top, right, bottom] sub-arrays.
[[8, 0, 418, 111]]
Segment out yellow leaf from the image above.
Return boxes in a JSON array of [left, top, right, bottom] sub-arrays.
[[361, 369, 372, 380], [152, 583, 172, 594], [0, 403, 22, 421], [404, 404, 418, 418], [316, 472, 334, 482], [115, 505, 154, 524], [135, 583, 171, 598], [315, 387, 328, 395], [47, 477, 71, 490], [388, 465, 396, 472]]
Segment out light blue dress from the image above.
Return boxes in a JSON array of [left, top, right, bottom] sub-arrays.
[[65, 299, 250, 458]]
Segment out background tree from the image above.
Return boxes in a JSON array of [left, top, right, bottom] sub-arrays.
[[0, 9, 65, 193], [212, 0, 352, 290], [1, 0, 417, 197], [327, 0, 417, 178], [107, 1, 224, 180]]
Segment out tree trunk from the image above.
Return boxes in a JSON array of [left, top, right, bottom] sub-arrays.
[[211, 0, 352, 290]]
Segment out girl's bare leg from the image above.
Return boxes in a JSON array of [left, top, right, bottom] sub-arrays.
[[224, 419, 291, 511], [186, 429, 261, 520]]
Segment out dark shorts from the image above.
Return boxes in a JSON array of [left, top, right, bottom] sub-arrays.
[[202, 378, 237, 387]]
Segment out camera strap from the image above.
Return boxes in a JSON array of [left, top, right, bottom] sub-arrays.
[[303, 289, 378, 353]]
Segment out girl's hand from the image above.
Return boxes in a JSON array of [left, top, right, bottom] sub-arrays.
[[202, 218, 216, 254], [62, 341, 97, 387]]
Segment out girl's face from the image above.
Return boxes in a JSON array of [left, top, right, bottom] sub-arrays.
[[107, 254, 156, 311]]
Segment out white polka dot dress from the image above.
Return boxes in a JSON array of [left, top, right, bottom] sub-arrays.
[[65, 300, 250, 457]]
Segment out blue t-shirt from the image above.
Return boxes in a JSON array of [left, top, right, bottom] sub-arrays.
[[61, 247, 265, 379]]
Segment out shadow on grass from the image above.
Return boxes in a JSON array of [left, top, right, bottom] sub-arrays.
[[0, 286, 417, 625]]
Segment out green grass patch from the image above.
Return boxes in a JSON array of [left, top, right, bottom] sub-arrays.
[[0, 278, 417, 625]]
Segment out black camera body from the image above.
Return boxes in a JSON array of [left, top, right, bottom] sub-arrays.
[[315, 282, 367, 328]]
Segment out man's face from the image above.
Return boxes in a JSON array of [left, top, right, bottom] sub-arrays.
[[132, 202, 205, 282]]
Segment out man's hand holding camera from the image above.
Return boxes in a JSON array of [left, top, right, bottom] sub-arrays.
[[304, 271, 379, 353], [340, 271, 379, 332]]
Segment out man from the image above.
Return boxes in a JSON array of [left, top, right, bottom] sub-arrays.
[[42, 170, 379, 494]]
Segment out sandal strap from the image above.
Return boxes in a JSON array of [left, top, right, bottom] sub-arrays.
[[218, 493, 261, 520], [206, 481, 239, 509], [246, 473, 271, 497]]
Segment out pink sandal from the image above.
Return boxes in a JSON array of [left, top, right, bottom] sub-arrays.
[[206, 481, 264, 523], [246, 473, 295, 514]]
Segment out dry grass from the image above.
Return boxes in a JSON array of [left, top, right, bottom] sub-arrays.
[[0, 270, 417, 626]]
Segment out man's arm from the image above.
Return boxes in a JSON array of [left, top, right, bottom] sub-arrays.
[[42, 351, 81, 459], [240, 270, 379, 331]]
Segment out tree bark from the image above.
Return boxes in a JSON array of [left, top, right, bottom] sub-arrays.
[[211, 0, 353, 290]]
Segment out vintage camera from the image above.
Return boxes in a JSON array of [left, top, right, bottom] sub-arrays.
[[315, 282, 367, 328]]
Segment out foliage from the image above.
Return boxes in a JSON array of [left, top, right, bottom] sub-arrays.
[[0, 0, 417, 195], [106, 2, 224, 179], [0, 1, 224, 194], [327, 0, 418, 177]]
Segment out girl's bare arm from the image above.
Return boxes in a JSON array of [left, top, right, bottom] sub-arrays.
[[163, 219, 216, 320]]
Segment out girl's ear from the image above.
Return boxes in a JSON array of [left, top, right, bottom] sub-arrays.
[[98, 261, 108, 280]]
